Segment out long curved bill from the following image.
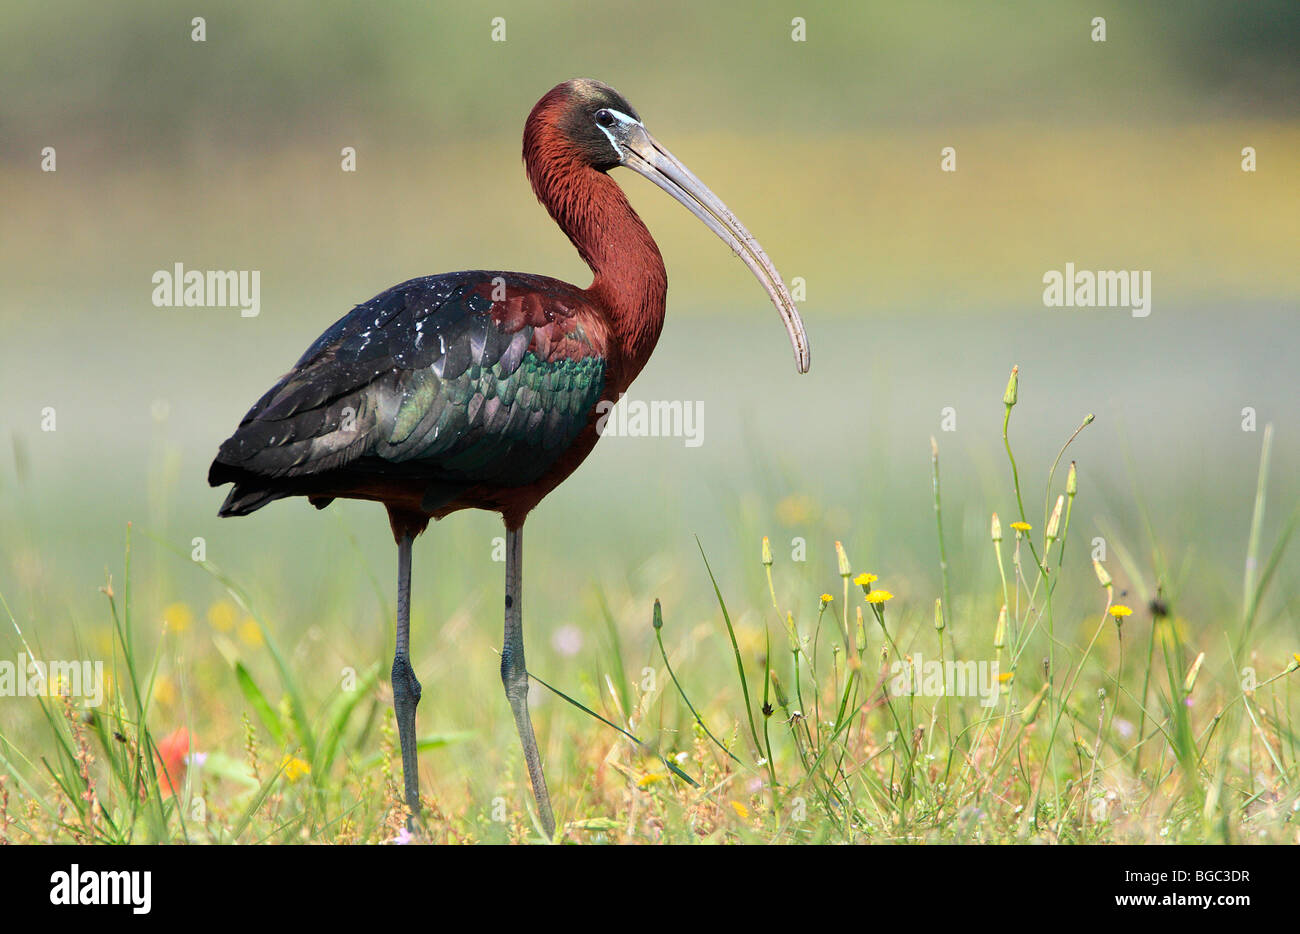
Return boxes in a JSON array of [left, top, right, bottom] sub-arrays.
[[620, 125, 810, 374]]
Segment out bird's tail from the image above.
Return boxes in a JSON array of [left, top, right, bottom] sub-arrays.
[[209, 458, 286, 517], [216, 484, 290, 517]]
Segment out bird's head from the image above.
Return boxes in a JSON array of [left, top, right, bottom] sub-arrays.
[[526, 78, 810, 374]]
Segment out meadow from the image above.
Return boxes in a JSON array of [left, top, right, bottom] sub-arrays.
[[1, 349, 1296, 844], [1, 0, 1297, 846]]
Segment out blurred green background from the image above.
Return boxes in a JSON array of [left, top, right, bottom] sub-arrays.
[[1, 1, 1297, 773]]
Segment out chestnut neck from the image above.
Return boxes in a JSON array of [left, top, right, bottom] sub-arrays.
[[524, 117, 667, 389]]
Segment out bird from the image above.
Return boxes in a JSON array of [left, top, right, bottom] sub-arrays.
[[208, 78, 809, 838]]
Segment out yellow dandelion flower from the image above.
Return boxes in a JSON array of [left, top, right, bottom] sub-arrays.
[[153, 675, 177, 706], [162, 602, 193, 633], [854, 573, 877, 587], [637, 773, 665, 788], [865, 590, 894, 604], [730, 800, 750, 819], [1109, 605, 1133, 618], [998, 671, 1014, 683], [775, 494, 814, 526], [1009, 521, 1032, 532], [1285, 653, 1300, 674], [819, 593, 833, 605], [280, 755, 311, 783], [206, 599, 239, 632], [238, 617, 264, 647]]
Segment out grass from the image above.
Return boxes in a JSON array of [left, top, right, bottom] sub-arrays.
[[1, 366, 1297, 844]]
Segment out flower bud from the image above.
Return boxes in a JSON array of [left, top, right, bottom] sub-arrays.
[[1002, 365, 1019, 407], [835, 540, 851, 577], [1022, 683, 1049, 723], [1045, 495, 1064, 543]]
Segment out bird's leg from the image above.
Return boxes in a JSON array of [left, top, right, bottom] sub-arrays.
[[501, 524, 557, 838], [391, 530, 423, 825]]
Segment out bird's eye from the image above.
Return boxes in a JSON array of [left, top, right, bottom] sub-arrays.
[[595, 110, 616, 128]]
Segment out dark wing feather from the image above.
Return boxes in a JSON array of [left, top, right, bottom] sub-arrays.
[[209, 272, 607, 516]]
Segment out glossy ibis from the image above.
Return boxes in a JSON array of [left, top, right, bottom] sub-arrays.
[[208, 78, 809, 837]]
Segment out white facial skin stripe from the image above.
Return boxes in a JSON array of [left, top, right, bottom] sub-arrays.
[[595, 109, 639, 161]]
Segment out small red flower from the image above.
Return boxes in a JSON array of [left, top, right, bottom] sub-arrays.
[[155, 727, 191, 796]]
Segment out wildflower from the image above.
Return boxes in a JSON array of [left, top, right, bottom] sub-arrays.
[[730, 800, 750, 819], [855, 572, 878, 599], [153, 675, 177, 706], [775, 493, 814, 525], [637, 773, 665, 788], [1022, 684, 1049, 724], [1003, 365, 1019, 407], [1109, 605, 1133, 618], [162, 602, 193, 633], [1045, 495, 1063, 543], [835, 541, 851, 577], [1010, 521, 1032, 533], [280, 755, 311, 783], [388, 827, 413, 845], [155, 727, 191, 797], [1289, 653, 1300, 673], [551, 624, 583, 657], [864, 590, 893, 604], [206, 600, 238, 632], [238, 617, 264, 647], [820, 593, 833, 607]]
